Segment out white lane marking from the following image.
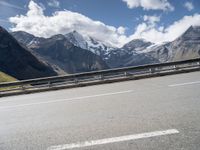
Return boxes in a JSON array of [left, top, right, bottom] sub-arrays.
[[0, 90, 133, 109], [168, 81, 200, 87], [47, 129, 179, 150]]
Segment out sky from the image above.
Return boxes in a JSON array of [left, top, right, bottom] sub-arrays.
[[0, 0, 200, 47]]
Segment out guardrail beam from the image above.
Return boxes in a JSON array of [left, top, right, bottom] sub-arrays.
[[0, 58, 200, 96]]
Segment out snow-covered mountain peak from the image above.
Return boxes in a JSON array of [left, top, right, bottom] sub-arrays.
[[65, 31, 116, 56], [179, 25, 200, 40], [65, 31, 87, 49], [122, 38, 154, 53]]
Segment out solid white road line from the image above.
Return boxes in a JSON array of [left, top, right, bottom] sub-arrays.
[[0, 90, 133, 109], [47, 129, 179, 150], [168, 81, 200, 87]]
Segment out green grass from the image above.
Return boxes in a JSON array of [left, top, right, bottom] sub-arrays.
[[0, 72, 16, 83], [0, 72, 18, 91]]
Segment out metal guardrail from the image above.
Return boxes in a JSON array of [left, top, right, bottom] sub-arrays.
[[0, 58, 200, 97]]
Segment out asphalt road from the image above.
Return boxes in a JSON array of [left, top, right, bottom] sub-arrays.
[[0, 71, 200, 150]]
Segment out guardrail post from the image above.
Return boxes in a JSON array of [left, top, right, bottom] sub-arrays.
[[154, 68, 157, 72], [173, 65, 177, 70], [150, 68, 156, 74], [48, 81, 52, 88], [99, 75, 104, 80], [124, 72, 127, 77], [74, 78, 78, 84], [21, 85, 26, 91], [149, 68, 152, 74], [197, 62, 200, 66], [149, 68, 153, 74]]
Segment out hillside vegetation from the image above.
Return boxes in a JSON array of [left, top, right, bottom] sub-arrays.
[[0, 71, 16, 83]]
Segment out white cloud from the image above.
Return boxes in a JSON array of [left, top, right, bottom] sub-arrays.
[[130, 13, 200, 44], [122, 0, 174, 11], [184, 2, 194, 11], [117, 26, 126, 35], [8, 1, 200, 47], [27, 0, 44, 16], [143, 15, 161, 25], [47, 0, 60, 8], [9, 0, 127, 47]]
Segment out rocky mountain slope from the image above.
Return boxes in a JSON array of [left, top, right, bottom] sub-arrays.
[[12, 32, 108, 74], [104, 47, 158, 68], [145, 26, 200, 62], [0, 26, 57, 80], [107, 39, 158, 68], [169, 26, 200, 61], [65, 31, 159, 67], [109, 26, 200, 65], [12, 26, 200, 72], [13, 31, 158, 69], [122, 39, 153, 53], [65, 31, 115, 56]]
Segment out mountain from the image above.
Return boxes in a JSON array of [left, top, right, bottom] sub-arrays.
[[102, 39, 158, 68], [64, 31, 87, 50], [65, 32, 158, 68], [0, 26, 57, 80], [12, 26, 200, 72], [116, 26, 200, 64], [145, 26, 200, 62], [104, 48, 158, 68], [170, 26, 200, 61], [12, 31, 158, 69], [12, 31, 108, 74], [11, 31, 45, 48], [122, 39, 153, 53], [65, 31, 115, 56]]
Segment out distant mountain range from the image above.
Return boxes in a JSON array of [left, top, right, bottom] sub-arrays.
[[11, 30, 159, 69], [11, 31, 109, 75], [0, 25, 200, 80]]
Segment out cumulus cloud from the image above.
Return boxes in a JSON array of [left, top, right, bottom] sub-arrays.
[[143, 15, 161, 25], [47, 0, 60, 8], [8, 1, 200, 47], [130, 14, 200, 43], [9, 0, 127, 47], [184, 2, 194, 11], [122, 0, 174, 11], [117, 26, 126, 35]]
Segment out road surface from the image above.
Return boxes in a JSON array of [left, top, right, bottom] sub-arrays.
[[0, 71, 200, 150]]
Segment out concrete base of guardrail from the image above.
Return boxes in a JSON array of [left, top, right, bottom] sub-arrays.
[[0, 67, 200, 98]]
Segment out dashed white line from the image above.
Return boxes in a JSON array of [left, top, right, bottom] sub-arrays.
[[168, 81, 200, 87], [0, 90, 133, 109], [47, 129, 179, 150]]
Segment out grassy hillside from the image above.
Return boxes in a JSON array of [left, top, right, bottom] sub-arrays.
[[0, 71, 16, 83]]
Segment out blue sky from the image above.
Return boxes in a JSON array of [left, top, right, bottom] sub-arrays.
[[0, 0, 200, 46]]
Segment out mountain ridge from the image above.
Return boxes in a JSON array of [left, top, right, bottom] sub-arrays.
[[0, 26, 57, 80], [12, 30, 109, 74], [11, 25, 200, 72], [145, 26, 200, 62]]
